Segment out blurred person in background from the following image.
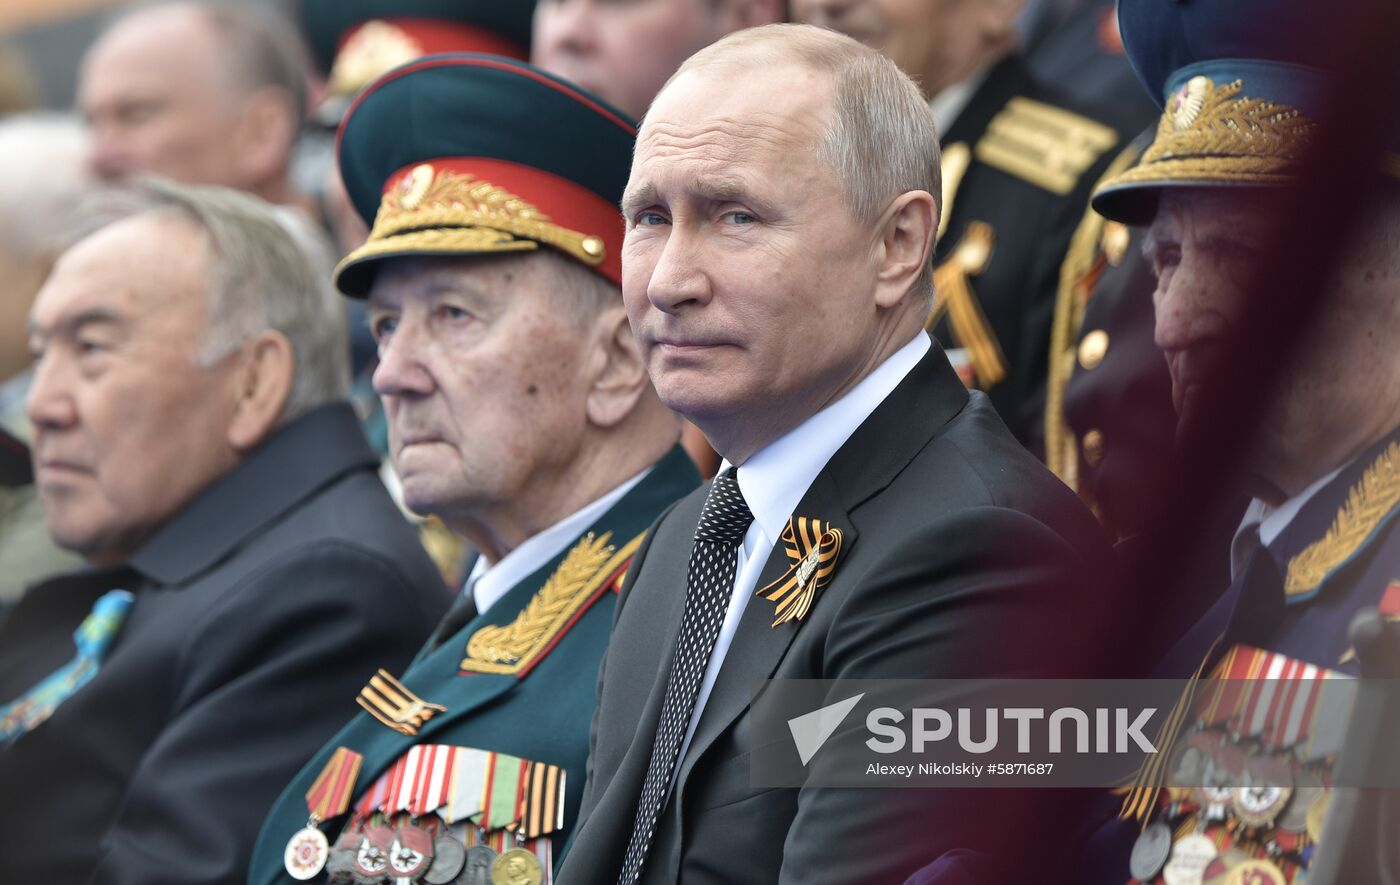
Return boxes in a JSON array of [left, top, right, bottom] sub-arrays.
[[79, 1, 312, 212], [793, 0, 1152, 448], [0, 41, 37, 117], [0, 179, 448, 885], [0, 114, 91, 607], [531, 0, 783, 120]]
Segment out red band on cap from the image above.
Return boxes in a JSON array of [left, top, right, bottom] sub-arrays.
[[384, 156, 624, 284], [338, 18, 527, 63]]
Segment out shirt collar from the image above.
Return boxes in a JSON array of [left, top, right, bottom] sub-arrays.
[[726, 332, 930, 546], [468, 465, 651, 614], [1230, 463, 1346, 579]]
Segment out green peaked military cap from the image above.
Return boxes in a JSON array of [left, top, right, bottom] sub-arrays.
[[334, 53, 638, 296]]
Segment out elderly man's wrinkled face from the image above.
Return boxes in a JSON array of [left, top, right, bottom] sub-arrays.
[[79, 7, 251, 188], [26, 214, 243, 565], [532, 0, 743, 118], [368, 254, 597, 528], [1144, 189, 1386, 491], [621, 63, 884, 456], [792, 0, 1003, 97]]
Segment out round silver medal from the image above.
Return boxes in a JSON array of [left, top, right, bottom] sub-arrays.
[[284, 826, 330, 880], [457, 844, 499, 885], [1129, 820, 1173, 881], [424, 835, 466, 884]]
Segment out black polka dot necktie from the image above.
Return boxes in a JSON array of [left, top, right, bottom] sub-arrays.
[[616, 468, 754, 885]]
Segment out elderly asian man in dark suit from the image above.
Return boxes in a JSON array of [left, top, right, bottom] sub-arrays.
[[0, 180, 448, 885]]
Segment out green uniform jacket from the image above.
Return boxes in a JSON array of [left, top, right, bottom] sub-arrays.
[[248, 446, 699, 884]]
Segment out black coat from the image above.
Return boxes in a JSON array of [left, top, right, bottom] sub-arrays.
[[558, 345, 1122, 885], [930, 55, 1154, 446], [0, 402, 450, 885]]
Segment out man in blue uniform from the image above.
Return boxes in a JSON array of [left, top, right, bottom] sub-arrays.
[[1077, 0, 1400, 879], [248, 54, 697, 885]]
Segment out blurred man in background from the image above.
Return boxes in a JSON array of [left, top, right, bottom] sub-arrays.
[[0, 179, 447, 884], [79, 1, 311, 210], [531, 0, 782, 119]]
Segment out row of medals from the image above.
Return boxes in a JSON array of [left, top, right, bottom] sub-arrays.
[[1127, 734, 1331, 885], [287, 811, 547, 885]]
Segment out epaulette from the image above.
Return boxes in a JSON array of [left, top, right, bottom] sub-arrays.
[[974, 96, 1118, 196], [459, 530, 641, 677]]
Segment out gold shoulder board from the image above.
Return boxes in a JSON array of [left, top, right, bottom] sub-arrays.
[[974, 97, 1118, 196]]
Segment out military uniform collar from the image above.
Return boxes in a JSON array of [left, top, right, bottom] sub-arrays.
[[938, 53, 1034, 147], [927, 65, 992, 138], [128, 402, 379, 586], [1257, 426, 1400, 604], [1230, 464, 1345, 579], [466, 464, 652, 615]]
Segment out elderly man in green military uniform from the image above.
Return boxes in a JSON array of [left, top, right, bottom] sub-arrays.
[[247, 54, 696, 885]]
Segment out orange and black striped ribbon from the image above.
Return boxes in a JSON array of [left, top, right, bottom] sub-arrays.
[[517, 760, 566, 839], [356, 668, 447, 736], [756, 516, 843, 627], [305, 747, 363, 823]]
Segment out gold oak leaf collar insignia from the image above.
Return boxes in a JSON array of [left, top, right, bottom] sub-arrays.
[[461, 531, 641, 675], [756, 516, 844, 627], [1286, 441, 1400, 601]]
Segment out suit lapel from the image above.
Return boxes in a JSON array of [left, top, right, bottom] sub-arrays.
[[674, 345, 968, 790], [676, 473, 857, 789]]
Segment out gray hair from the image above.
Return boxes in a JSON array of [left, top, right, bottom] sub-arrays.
[[85, 179, 348, 422], [665, 23, 941, 305], [0, 114, 95, 264]]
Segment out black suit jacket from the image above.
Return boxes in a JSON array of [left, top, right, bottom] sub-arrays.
[[0, 403, 449, 885], [559, 346, 1121, 885]]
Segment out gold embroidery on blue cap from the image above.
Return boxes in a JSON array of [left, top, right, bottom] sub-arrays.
[[1097, 78, 1318, 195]]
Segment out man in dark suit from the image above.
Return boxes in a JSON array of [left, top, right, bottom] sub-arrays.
[[558, 23, 1120, 885], [247, 55, 697, 885], [0, 180, 449, 884]]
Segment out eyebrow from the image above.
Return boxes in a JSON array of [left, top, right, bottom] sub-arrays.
[[621, 175, 766, 218], [28, 307, 126, 340]]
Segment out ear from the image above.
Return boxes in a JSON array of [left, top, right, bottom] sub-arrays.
[[227, 329, 295, 452], [584, 303, 650, 429], [232, 86, 299, 186], [873, 190, 936, 309]]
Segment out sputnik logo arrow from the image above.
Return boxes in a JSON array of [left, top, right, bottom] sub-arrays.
[[787, 693, 865, 765]]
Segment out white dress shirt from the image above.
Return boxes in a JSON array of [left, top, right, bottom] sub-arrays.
[[1229, 464, 1345, 580], [673, 332, 932, 770], [465, 467, 650, 614]]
